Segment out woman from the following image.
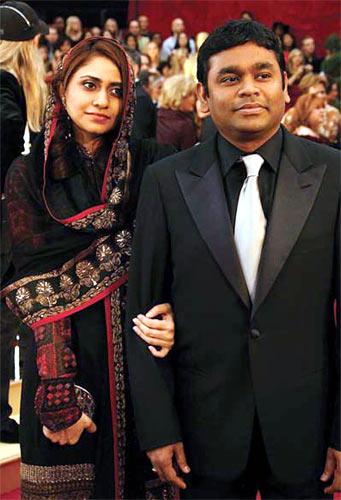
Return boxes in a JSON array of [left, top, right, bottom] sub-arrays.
[[65, 16, 84, 47], [124, 32, 139, 52], [145, 40, 160, 72], [286, 48, 313, 107], [157, 74, 197, 150], [282, 92, 340, 145], [103, 18, 121, 41], [2, 37, 176, 499], [281, 32, 296, 65], [0, 1, 48, 444]]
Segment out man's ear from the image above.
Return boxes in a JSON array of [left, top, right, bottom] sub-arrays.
[[196, 82, 210, 116], [283, 72, 290, 105]]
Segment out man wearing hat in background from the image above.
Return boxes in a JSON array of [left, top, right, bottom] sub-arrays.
[[0, 1, 48, 443]]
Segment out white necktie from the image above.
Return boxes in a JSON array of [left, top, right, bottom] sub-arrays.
[[234, 154, 266, 301]]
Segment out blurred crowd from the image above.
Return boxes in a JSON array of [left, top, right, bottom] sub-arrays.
[[36, 11, 341, 149]]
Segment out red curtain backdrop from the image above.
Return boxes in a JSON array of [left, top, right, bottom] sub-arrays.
[[128, 0, 340, 56]]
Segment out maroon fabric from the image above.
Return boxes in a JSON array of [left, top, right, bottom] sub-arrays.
[[129, 0, 339, 56], [157, 108, 197, 150], [33, 319, 81, 432]]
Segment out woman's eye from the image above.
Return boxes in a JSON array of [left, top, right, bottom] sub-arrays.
[[83, 81, 96, 89], [110, 87, 123, 97]]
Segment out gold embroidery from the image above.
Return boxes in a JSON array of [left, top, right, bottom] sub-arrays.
[[76, 261, 100, 288]]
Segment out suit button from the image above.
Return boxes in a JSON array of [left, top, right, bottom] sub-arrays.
[[250, 329, 261, 339]]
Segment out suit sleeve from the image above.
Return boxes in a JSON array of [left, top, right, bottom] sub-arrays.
[[125, 165, 182, 451], [330, 195, 340, 450]]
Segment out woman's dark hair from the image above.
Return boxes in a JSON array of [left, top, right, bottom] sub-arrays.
[[124, 32, 138, 50], [174, 33, 191, 52], [50, 38, 130, 180], [197, 20, 286, 95], [281, 31, 296, 50]]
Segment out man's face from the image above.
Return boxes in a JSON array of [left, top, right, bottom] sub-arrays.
[[139, 15, 149, 32], [198, 42, 289, 145], [46, 27, 58, 44], [129, 20, 140, 36], [302, 37, 315, 56], [172, 18, 184, 35]]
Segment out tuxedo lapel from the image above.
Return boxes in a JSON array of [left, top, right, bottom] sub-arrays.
[[252, 132, 327, 316], [176, 139, 250, 309]]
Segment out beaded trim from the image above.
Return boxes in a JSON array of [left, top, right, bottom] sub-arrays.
[[21, 463, 95, 499]]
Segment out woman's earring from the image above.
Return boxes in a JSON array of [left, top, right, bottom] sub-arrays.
[[61, 95, 67, 108]]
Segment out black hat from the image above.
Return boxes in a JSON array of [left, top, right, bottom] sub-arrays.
[[0, 1, 49, 41]]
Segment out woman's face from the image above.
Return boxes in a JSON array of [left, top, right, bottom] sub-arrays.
[[63, 55, 123, 143], [105, 19, 118, 34], [147, 42, 159, 60], [178, 33, 188, 48], [283, 33, 294, 49], [126, 35, 137, 50], [292, 52, 303, 68], [180, 91, 195, 112], [91, 27, 102, 37], [307, 105, 325, 131]]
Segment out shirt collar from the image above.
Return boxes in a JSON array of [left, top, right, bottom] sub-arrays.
[[217, 127, 283, 177]]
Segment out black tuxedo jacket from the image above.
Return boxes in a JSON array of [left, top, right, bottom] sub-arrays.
[[126, 128, 340, 484]]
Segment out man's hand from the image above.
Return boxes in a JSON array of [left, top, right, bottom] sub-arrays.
[[147, 442, 191, 489], [320, 447, 341, 494], [43, 412, 97, 446]]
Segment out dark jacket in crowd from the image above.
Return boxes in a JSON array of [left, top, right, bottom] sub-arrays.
[[132, 81, 157, 141], [157, 107, 197, 151], [0, 69, 27, 192]]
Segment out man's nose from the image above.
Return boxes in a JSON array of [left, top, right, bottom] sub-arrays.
[[237, 78, 260, 97]]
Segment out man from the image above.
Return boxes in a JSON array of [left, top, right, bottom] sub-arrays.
[[301, 35, 321, 73], [138, 14, 152, 39], [126, 21, 340, 499], [161, 17, 195, 60], [128, 18, 149, 52], [126, 49, 156, 140]]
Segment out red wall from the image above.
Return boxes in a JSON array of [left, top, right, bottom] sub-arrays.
[[128, 0, 340, 56]]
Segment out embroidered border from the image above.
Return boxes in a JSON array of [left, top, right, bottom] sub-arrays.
[[110, 289, 126, 498], [2, 231, 132, 327], [21, 462, 95, 499]]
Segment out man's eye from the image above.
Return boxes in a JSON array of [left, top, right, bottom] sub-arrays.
[[83, 81, 96, 89], [221, 76, 239, 84], [256, 73, 271, 80]]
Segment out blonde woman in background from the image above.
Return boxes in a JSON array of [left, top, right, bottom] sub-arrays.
[[65, 15, 84, 46], [0, 0, 48, 445], [157, 74, 197, 150]]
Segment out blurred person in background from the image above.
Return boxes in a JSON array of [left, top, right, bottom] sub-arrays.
[[103, 17, 121, 41], [2, 36, 176, 499], [326, 77, 339, 108], [90, 26, 102, 37], [272, 21, 286, 40], [149, 75, 164, 105], [128, 19, 149, 52], [282, 92, 340, 146], [281, 31, 296, 65], [157, 74, 197, 149], [158, 60, 172, 78], [38, 44, 53, 82], [124, 32, 139, 52], [134, 69, 157, 139], [298, 73, 327, 97], [140, 52, 151, 72], [138, 15, 152, 39], [65, 15, 84, 47], [151, 31, 163, 49], [240, 10, 254, 21], [41, 25, 59, 62], [174, 32, 192, 56], [184, 31, 209, 81], [52, 15, 65, 36], [58, 36, 72, 56], [145, 40, 160, 72], [161, 17, 195, 60], [287, 48, 313, 106], [301, 35, 321, 73], [0, 0, 48, 444]]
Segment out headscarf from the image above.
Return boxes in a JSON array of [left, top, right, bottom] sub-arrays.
[[2, 37, 136, 328]]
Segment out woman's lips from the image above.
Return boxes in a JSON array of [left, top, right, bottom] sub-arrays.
[[86, 112, 111, 123]]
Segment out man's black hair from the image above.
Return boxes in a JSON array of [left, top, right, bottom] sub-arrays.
[[197, 20, 286, 95]]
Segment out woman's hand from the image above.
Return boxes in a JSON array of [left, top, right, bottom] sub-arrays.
[[133, 303, 175, 358], [43, 412, 96, 446]]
